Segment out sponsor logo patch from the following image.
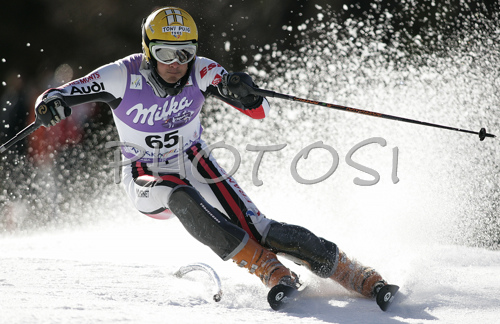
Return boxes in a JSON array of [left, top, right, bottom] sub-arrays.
[[136, 189, 149, 198], [70, 82, 105, 95], [38, 104, 47, 114], [67, 72, 101, 86], [212, 74, 222, 86], [130, 74, 142, 90], [200, 63, 222, 79], [126, 96, 194, 127], [162, 26, 191, 38]]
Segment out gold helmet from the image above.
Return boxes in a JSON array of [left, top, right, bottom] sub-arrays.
[[142, 7, 198, 64]]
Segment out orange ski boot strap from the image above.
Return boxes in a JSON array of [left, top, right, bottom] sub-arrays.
[[330, 250, 386, 297]]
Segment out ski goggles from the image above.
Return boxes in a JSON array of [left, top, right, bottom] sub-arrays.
[[150, 43, 197, 65]]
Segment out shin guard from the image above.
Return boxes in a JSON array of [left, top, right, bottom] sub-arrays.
[[168, 186, 248, 260], [264, 222, 339, 278]]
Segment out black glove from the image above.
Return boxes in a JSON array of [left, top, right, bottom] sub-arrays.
[[35, 95, 72, 127], [218, 72, 263, 109]]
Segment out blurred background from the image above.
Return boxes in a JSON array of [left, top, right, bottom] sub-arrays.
[[0, 0, 498, 248]]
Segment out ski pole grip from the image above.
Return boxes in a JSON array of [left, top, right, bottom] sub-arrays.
[[227, 73, 293, 100], [228, 74, 241, 86], [248, 87, 293, 100]]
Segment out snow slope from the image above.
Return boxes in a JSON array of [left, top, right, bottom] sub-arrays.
[[1, 218, 500, 324], [1, 3, 499, 324]]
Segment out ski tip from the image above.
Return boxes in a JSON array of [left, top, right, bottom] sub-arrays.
[[267, 284, 299, 311], [376, 284, 399, 312]]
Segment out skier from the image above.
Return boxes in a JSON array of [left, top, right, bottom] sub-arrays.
[[33, 7, 396, 309]]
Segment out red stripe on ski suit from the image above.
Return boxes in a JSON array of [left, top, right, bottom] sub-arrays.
[[134, 162, 189, 186], [135, 162, 145, 177], [191, 145, 256, 241]]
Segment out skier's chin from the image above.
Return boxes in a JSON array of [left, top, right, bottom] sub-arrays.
[[161, 73, 183, 84]]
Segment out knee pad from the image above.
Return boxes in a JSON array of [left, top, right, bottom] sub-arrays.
[[264, 222, 339, 278], [168, 186, 249, 261]]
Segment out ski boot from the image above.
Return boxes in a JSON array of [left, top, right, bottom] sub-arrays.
[[231, 238, 300, 310], [330, 250, 385, 297], [231, 238, 299, 288], [330, 250, 398, 311]]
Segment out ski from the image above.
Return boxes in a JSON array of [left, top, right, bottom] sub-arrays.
[[267, 284, 301, 311], [268, 283, 399, 311], [376, 284, 399, 311]]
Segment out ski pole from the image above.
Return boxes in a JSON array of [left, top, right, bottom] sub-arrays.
[[0, 119, 42, 154], [231, 76, 496, 141]]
